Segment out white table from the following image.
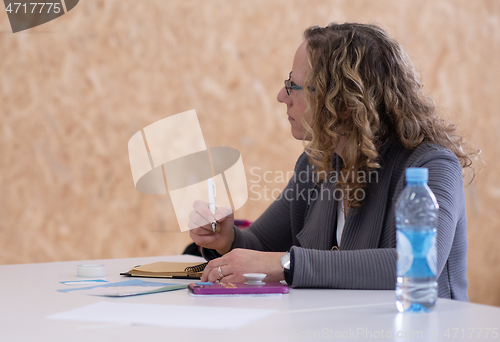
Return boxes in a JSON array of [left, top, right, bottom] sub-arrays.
[[1, 255, 499, 341]]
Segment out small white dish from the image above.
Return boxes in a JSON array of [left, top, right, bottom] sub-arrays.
[[243, 273, 266, 285]]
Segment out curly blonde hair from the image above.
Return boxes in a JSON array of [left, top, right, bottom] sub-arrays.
[[301, 23, 478, 207]]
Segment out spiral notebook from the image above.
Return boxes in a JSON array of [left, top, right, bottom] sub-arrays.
[[120, 262, 207, 279]]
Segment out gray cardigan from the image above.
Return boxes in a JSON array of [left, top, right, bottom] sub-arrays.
[[209, 140, 468, 300]]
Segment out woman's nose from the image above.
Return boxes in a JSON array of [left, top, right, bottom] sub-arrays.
[[277, 86, 288, 104]]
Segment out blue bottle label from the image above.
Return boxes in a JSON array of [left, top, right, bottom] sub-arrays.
[[397, 228, 437, 277], [426, 234, 437, 276], [396, 231, 413, 275]]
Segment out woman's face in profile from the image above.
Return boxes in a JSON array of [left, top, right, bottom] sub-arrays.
[[277, 41, 311, 140]]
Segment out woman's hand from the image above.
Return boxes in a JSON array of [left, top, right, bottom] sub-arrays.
[[188, 200, 235, 255], [201, 248, 286, 283]]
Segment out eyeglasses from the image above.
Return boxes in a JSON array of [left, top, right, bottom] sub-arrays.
[[284, 71, 314, 95], [284, 72, 303, 95]]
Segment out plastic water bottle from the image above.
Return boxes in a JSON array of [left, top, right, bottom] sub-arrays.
[[395, 168, 439, 313]]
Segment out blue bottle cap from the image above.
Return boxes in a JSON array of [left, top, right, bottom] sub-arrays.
[[405, 167, 428, 183]]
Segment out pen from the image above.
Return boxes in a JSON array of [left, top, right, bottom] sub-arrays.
[[207, 178, 217, 232]]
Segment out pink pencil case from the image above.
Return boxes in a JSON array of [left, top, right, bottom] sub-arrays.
[[188, 282, 289, 295]]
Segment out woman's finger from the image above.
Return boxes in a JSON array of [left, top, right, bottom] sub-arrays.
[[218, 274, 239, 283], [207, 264, 232, 283], [188, 226, 213, 236], [193, 199, 216, 222], [200, 259, 216, 282], [214, 206, 233, 222], [207, 267, 220, 283], [188, 210, 212, 231]]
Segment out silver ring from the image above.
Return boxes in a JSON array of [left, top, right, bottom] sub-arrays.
[[212, 221, 216, 233], [217, 266, 224, 279]]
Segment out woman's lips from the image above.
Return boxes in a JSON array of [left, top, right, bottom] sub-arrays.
[[288, 115, 294, 121]]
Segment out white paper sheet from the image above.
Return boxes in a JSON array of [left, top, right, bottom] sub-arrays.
[[47, 302, 277, 330]]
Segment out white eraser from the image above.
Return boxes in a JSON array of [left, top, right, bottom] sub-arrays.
[[77, 264, 106, 278]]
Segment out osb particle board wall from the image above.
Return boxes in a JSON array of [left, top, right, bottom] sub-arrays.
[[1, 0, 499, 306]]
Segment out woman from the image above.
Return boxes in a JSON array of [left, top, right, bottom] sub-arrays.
[[188, 23, 476, 300]]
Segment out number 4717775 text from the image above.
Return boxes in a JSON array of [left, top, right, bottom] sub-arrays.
[[5, 3, 62, 14]]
